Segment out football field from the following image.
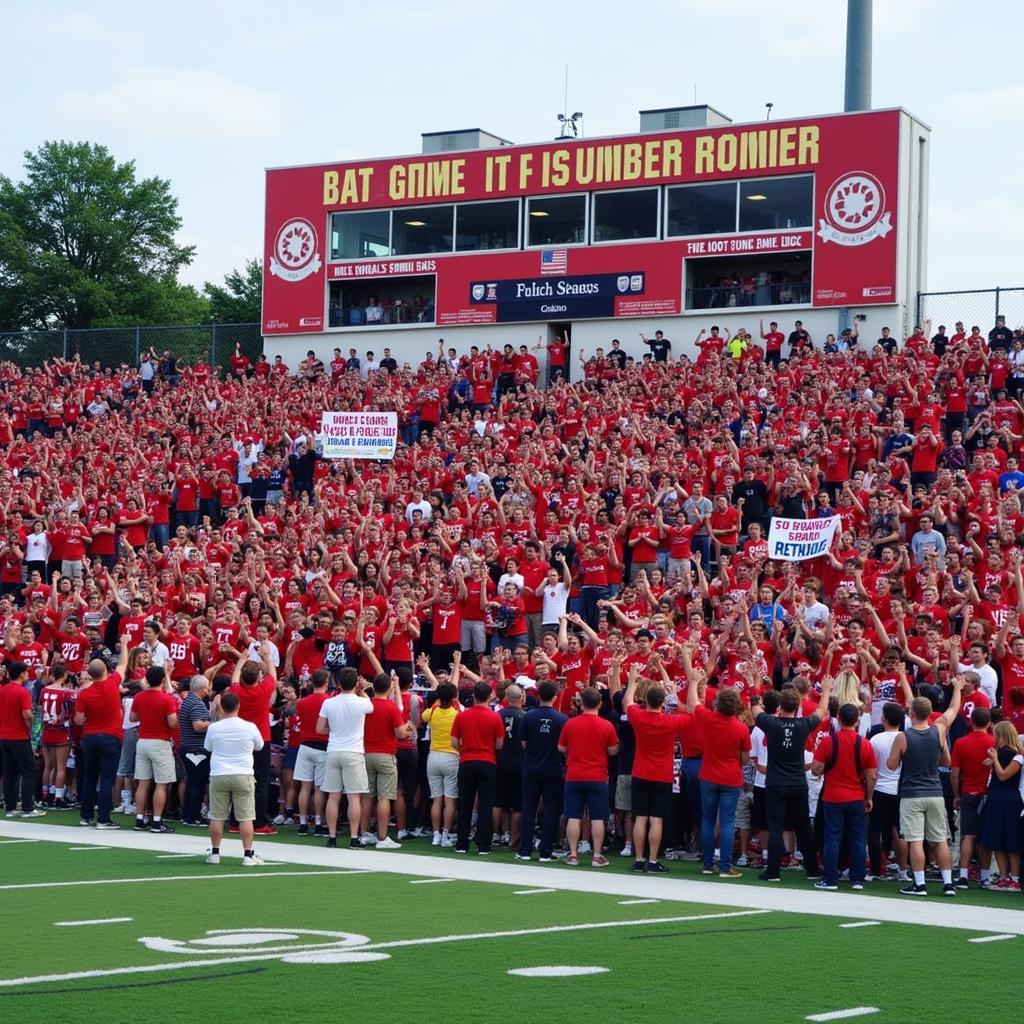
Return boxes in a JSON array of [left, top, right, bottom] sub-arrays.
[[2, 819, 1022, 1024]]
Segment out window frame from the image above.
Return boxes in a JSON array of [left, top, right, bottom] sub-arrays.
[[390, 204, 457, 257], [453, 197, 522, 253], [589, 186, 662, 245], [663, 180, 741, 238], [329, 209, 394, 261], [736, 173, 814, 233], [524, 192, 590, 249]]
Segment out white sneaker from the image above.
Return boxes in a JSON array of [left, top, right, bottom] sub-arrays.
[[440, 834, 456, 848], [620, 843, 634, 858], [397, 829, 410, 840], [578, 840, 592, 854], [736, 854, 750, 867], [20, 808, 46, 818], [206, 852, 221, 865], [124, 803, 137, 816], [375, 836, 402, 850], [242, 853, 265, 867], [432, 831, 442, 846], [360, 832, 378, 845], [272, 814, 286, 826]]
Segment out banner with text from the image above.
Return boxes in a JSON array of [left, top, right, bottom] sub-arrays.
[[767, 516, 839, 561], [319, 411, 397, 460]]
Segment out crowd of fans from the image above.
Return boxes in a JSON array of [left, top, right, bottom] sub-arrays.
[[2, 315, 1024, 894]]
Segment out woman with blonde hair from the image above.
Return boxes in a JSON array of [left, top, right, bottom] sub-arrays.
[[978, 721, 1024, 892]]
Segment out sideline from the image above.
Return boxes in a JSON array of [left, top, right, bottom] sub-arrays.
[[3, 821, 1023, 935]]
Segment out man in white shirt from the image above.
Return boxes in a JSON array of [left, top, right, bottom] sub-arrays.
[[464, 460, 491, 497], [958, 640, 998, 704], [538, 554, 571, 632], [404, 487, 433, 524], [317, 667, 374, 849], [204, 691, 265, 866]]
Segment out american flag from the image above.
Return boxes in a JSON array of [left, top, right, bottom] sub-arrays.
[[540, 248, 567, 276]]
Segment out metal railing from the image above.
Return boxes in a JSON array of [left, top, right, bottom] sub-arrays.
[[685, 282, 811, 311], [0, 323, 262, 371], [916, 287, 1024, 333]]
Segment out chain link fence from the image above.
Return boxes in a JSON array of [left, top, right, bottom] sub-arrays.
[[917, 287, 1024, 334], [0, 323, 262, 371]]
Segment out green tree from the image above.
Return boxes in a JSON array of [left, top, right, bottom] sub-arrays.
[[204, 257, 262, 324], [0, 141, 195, 330]]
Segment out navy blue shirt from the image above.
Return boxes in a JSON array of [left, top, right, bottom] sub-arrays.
[[520, 706, 568, 774]]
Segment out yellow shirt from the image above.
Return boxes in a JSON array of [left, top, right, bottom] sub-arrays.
[[422, 704, 459, 754]]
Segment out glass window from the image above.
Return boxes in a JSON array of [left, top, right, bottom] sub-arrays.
[[665, 182, 737, 236], [684, 253, 812, 310], [526, 194, 586, 246], [330, 210, 391, 260], [739, 176, 813, 231], [592, 188, 659, 242], [391, 205, 455, 255], [455, 200, 519, 251], [328, 275, 436, 328]]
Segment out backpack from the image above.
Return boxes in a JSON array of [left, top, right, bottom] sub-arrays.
[[824, 726, 864, 777]]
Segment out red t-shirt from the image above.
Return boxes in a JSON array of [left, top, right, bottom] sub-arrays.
[[363, 696, 404, 755], [560, 713, 618, 782], [694, 705, 751, 787], [228, 677, 277, 741], [628, 704, 691, 784], [0, 682, 31, 740], [132, 687, 177, 741], [77, 673, 124, 738], [951, 729, 994, 796], [451, 704, 504, 764], [817, 730, 877, 803], [296, 691, 329, 747]]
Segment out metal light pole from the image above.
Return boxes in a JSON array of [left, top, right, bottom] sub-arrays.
[[844, 0, 872, 111]]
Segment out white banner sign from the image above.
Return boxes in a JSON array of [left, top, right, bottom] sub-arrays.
[[319, 411, 398, 460], [767, 515, 839, 561]]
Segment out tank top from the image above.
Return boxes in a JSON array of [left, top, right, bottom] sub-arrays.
[[898, 725, 941, 798]]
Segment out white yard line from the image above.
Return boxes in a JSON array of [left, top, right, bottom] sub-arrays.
[[5, 821, 1024, 935], [619, 898, 660, 905], [408, 878, 457, 885], [54, 917, 134, 927], [68, 846, 112, 852], [967, 933, 1016, 943], [0, 838, 40, 845], [0, 870, 364, 891], [839, 921, 881, 928], [806, 1010, 880, 1022], [513, 888, 557, 895]]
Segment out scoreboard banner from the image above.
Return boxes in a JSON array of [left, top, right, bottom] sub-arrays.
[[264, 109, 902, 334]]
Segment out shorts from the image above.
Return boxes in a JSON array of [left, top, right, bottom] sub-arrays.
[[615, 773, 632, 812], [323, 750, 369, 795], [751, 787, 768, 831], [631, 777, 672, 819], [564, 780, 610, 821], [117, 728, 139, 776], [134, 738, 176, 784], [365, 753, 398, 801], [958, 792, 984, 837], [495, 767, 522, 811], [899, 795, 949, 843], [284, 747, 299, 770], [734, 790, 752, 830], [210, 774, 256, 822], [293, 745, 327, 788], [427, 750, 459, 799]]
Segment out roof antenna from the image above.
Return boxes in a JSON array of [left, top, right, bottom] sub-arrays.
[[556, 65, 582, 139]]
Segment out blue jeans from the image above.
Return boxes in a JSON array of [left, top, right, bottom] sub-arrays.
[[692, 535, 711, 572], [700, 780, 740, 871], [581, 585, 609, 629], [149, 523, 169, 551], [680, 757, 703, 847], [823, 800, 868, 885], [80, 733, 122, 824]]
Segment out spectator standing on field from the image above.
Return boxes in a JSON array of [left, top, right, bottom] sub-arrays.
[[0, 662, 44, 818], [516, 679, 567, 863], [451, 681, 505, 855]]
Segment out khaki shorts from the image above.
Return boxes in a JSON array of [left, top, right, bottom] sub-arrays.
[[427, 750, 459, 799], [134, 739, 176, 784], [293, 745, 327, 788], [210, 774, 256, 822], [899, 795, 949, 843], [365, 753, 398, 800], [323, 750, 369, 794], [734, 790, 752, 830], [615, 773, 632, 812]]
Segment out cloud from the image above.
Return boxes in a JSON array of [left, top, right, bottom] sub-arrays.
[[947, 86, 1024, 124], [59, 68, 285, 142]]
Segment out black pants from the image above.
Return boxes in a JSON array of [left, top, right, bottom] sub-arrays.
[[456, 760, 497, 852], [182, 749, 210, 823], [867, 790, 900, 875], [765, 783, 817, 877], [253, 743, 271, 828], [396, 747, 419, 828], [518, 768, 563, 857], [0, 740, 36, 813], [80, 733, 121, 824]]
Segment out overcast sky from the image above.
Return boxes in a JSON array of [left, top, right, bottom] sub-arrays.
[[4, 1, 1021, 295]]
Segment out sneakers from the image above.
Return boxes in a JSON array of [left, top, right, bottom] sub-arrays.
[[591, 854, 610, 868], [943, 882, 959, 896], [631, 860, 648, 873], [954, 876, 970, 889], [314, 824, 327, 838], [296, 824, 309, 836], [133, 818, 149, 831], [992, 877, 1021, 893], [758, 872, 782, 882], [79, 819, 93, 827], [375, 836, 402, 850], [325, 836, 337, 848], [514, 852, 533, 862], [349, 838, 367, 850], [620, 843, 634, 858], [253, 825, 277, 836], [19, 808, 46, 818], [900, 882, 928, 896], [565, 854, 579, 866], [538, 854, 555, 863], [205, 852, 221, 865], [242, 853, 265, 867], [735, 854, 750, 867], [979, 876, 993, 889], [814, 879, 839, 891], [95, 820, 119, 829], [411, 826, 433, 838], [272, 814, 295, 827], [719, 868, 743, 879], [578, 840, 592, 854], [440, 833, 456, 848], [117, 802, 136, 816], [397, 829, 411, 840], [453, 847, 469, 854], [359, 832, 378, 846], [701, 867, 715, 875], [150, 822, 176, 834], [646, 860, 669, 874], [851, 882, 864, 891], [432, 831, 442, 846], [478, 849, 492, 856], [181, 818, 209, 828]]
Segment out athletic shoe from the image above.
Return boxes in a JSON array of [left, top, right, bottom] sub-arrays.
[[79, 819, 93, 827], [150, 822, 176, 834], [95, 821, 119, 829], [620, 843, 634, 858], [514, 853, 533, 861], [432, 831, 442, 847], [565, 854, 579, 866], [719, 868, 743, 879], [4, 810, 19, 818], [814, 879, 839, 891], [253, 825, 277, 836], [992, 877, 1020, 893], [943, 882, 960, 896], [478, 850, 492, 856], [592, 854, 610, 867], [205, 852, 221, 865], [735, 854, 750, 867], [701, 867, 715, 875], [631, 860, 648, 873], [979, 877, 993, 889], [578, 840, 592, 854], [550, 848, 568, 858], [325, 836, 337, 848], [349, 838, 367, 850], [805, 873, 823, 881], [19, 808, 46, 818], [314, 824, 327, 838], [758, 872, 782, 882], [181, 819, 206, 828], [375, 836, 402, 850], [360, 832, 378, 845], [863, 874, 883, 882], [851, 882, 864, 891], [296, 824, 309, 836], [954, 876, 969, 889], [397, 830, 411, 840], [453, 847, 469, 854], [412, 826, 433, 838], [440, 835, 456, 848], [646, 860, 669, 874], [899, 882, 928, 896], [133, 818, 148, 831], [242, 854, 265, 867], [272, 814, 286, 826], [538, 854, 554, 863]]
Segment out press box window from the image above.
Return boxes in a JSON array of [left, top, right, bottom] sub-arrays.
[[526, 194, 586, 246], [739, 176, 812, 231], [391, 205, 455, 255], [455, 200, 520, 251], [330, 210, 391, 260], [665, 182, 738, 236], [592, 188, 659, 242]]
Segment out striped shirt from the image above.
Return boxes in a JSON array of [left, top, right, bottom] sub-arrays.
[[178, 693, 210, 752]]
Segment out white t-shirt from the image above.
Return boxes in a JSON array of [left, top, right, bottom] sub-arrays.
[[319, 692, 373, 753], [204, 716, 265, 776], [958, 660, 998, 704], [801, 600, 830, 630], [247, 639, 281, 668], [750, 725, 768, 789], [541, 582, 569, 624], [870, 729, 901, 795]]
